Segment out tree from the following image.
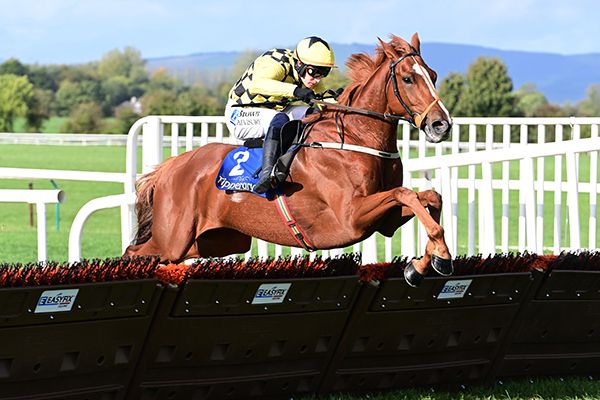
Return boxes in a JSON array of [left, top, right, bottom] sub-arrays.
[[62, 102, 104, 133], [439, 72, 468, 116], [28, 64, 62, 91], [514, 83, 549, 117], [97, 47, 148, 103], [101, 75, 131, 112], [576, 84, 600, 117], [141, 89, 180, 115], [108, 105, 140, 134], [26, 88, 53, 131], [462, 57, 515, 117], [0, 74, 34, 131], [97, 47, 147, 83], [54, 80, 101, 116], [144, 68, 183, 93], [177, 86, 222, 116], [0, 58, 28, 76]]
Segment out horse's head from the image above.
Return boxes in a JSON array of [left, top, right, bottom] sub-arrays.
[[379, 33, 452, 143]]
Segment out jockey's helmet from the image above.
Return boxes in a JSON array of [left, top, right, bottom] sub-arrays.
[[295, 36, 335, 78]]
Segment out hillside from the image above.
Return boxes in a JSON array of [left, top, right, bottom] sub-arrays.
[[146, 42, 600, 104]]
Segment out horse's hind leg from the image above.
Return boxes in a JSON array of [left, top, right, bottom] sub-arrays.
[[124, 237, 162, 258]]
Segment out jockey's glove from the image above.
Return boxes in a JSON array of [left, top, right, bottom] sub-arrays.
[[335, 87, 344, 98], [293, 87, 317, 103]]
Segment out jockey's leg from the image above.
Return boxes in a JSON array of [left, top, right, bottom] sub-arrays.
[[255, 112, 289, 194], [272, 122, 300, 183]]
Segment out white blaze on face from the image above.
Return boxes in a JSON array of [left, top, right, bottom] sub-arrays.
[[411, 58, 451, 119]]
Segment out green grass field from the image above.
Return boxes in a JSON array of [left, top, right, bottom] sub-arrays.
[[299, 376, 600, 399], [1, 143, 599, 263]]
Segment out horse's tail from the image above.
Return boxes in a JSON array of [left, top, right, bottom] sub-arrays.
[[132, 157, 177, 245]]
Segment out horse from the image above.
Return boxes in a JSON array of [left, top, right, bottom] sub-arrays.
[[125, 33, 453, 287]]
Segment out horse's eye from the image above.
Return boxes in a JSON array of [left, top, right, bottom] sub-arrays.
[[402, 76, 412, 84]]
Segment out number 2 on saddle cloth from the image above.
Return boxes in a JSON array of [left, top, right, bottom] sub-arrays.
[[215, 120, 303, 198]]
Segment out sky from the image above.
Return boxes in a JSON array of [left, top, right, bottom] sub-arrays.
[[1, 0, 600, 65]]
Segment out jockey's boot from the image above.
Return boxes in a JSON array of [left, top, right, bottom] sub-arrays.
[[254, 130, 280, 194]]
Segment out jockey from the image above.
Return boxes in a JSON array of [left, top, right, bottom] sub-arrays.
[[224, 36, 336, 194]]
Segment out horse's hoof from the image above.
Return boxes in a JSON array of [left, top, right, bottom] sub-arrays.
[[404, 260, 425, 287], [431, 254, 453, 276]]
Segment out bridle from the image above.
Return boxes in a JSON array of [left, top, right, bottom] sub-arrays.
[[313, 49, 443, 129], [387, 51, 442, 128]]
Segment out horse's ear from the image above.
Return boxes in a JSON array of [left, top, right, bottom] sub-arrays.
[[410, 32, 421, 54], [378, 37, 399, 60]]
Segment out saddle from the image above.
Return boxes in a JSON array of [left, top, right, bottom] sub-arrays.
[[215, 120, 306, 197]]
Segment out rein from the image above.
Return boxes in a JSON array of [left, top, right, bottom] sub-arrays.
[[310, 99, 411, 123]]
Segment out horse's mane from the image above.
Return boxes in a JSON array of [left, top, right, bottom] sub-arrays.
[[336, 35, 413, 106]]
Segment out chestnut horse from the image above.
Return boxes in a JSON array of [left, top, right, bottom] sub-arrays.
[[125, 33, 453, 286]]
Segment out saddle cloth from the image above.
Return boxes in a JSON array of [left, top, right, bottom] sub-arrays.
[[215, 146, 270, 198]]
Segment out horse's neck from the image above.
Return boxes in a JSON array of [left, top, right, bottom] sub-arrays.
[[334, 70, 398, 152]]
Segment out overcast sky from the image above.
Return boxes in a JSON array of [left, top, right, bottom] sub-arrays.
[[1, 0, 598, 64]]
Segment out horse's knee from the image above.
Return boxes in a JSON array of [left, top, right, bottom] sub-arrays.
[[394, 187, 419, 204], [420, 189, 442, 209]]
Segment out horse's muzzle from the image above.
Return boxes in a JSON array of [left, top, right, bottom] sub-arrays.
[[424, 118, 452, 143]]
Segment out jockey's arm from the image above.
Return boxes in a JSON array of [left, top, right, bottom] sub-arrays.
[[247, 56, 297, 98]]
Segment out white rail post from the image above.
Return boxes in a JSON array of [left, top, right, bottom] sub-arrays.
[[500, 124, 511, 253], [362, 234, 378, 264], [467, 124, 476, 255], [553, 125, 563, 253], [450, 123, 460, 252], [566, 150, 581, 249], [440, 166, 455, 256], [518, 124, 528, 252], [400, 124, 415, 258], [171, 123, 180, 156], [536, 124, 546, 252], [590, 124, 599, 249], [522, 156, 537, 252], [142, 116, 163, 173], [479, 124, 496, 256]]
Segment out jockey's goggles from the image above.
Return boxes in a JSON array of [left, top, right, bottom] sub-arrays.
[[306, 65, 331, 78]]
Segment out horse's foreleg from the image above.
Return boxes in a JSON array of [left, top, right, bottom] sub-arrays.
[[392, 188, 450, 276], [352, 188, 451, 284], [378, 189, 443, 236]]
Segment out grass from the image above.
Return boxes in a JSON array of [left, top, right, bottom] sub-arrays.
[[13, 117, 70, 133], [298, 376, 600, 399], [0, 144, 127, 262]]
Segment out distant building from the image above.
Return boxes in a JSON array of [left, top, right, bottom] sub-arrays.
[[118, 96, 142, 115]]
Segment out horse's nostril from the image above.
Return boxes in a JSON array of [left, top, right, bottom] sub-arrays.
[[432, 120, 449, 134]]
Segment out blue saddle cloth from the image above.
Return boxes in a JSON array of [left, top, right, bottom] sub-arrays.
[[215, 146, 271, 198]]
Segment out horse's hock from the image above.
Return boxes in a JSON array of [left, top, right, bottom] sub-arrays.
[[1, 252, 600, 399]]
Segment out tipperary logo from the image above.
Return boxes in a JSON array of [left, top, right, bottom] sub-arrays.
[[252, 283, 291, 304], [35, 289, 79, 313], [216, 175, 255, 192]]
